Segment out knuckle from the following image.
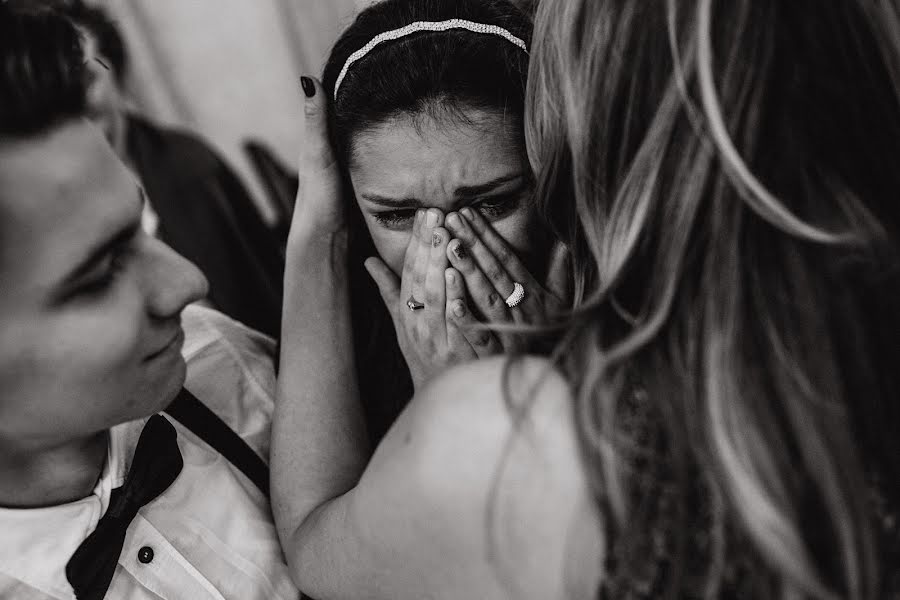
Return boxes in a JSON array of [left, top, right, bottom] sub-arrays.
[[455, 253, 476, 273], [424, 288, 441, 305], [493, 244, 512, 263], [449, 299, 467, 318], [468, 237, 485, 253], [485, 264, 506, 283], [472, 332, 493, 348], [455, 227, 475, 245], [303, 101, 322, 119], [487, 292, 505, 310]]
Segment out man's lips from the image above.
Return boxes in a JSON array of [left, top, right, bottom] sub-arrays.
[[144, 328, 184, 362]]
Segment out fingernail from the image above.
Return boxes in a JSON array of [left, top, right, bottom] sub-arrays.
[[460, 207, 474, 221], [445, 270, 456, 285], [451, 240, 466, 260], [453, 300, 466, 317], [301, 76, 316, 98], [415, 209, 424, 226], [446, 213, 461, 229], [432, 232, 443, 247], [426, 211, 438, 228]]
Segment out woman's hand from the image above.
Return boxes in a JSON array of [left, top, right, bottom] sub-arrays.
[[365, 209, 503, 391], [445, 208, 570, 352], [288, 76, 345, 249]]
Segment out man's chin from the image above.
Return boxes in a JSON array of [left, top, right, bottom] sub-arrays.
[[145, 357, 188, 416]]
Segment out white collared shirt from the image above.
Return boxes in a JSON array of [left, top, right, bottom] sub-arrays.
[[0, 305, 299, 600]]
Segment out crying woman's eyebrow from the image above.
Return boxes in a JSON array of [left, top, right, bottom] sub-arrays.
[[452, 172, 527, 199], [360, 172, 527, 208]]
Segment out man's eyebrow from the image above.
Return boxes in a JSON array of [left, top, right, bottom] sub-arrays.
[[360, 173, 528, 208], [59, 186, 144, 288]]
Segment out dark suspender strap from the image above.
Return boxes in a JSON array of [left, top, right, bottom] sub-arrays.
[[165, 388, 270, 498]]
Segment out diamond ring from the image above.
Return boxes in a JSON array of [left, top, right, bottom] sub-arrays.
[[504, 282, 525, 308]]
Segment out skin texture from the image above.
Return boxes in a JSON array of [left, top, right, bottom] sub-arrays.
[[0, 120, 207, 507], [349, 109, 542, 277]]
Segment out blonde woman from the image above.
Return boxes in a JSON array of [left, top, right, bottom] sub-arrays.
[[273, 0, 900, 598]]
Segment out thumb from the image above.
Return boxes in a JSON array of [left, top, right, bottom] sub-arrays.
[[365, 257, 401, 319]]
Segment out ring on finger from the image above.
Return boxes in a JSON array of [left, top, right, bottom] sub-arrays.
[[504, 282, 526, 308], [406, 295, 425, 311]]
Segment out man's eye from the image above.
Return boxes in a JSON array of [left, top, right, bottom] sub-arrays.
[[372, 209, 417, 230], [77, 253, 128, 297]]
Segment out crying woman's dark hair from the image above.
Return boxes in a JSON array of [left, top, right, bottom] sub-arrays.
[[320, 0, 531, 441]]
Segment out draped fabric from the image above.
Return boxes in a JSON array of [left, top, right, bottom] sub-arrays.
[[92, 0, 360, 221]]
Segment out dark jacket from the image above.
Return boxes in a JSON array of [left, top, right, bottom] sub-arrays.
[[126, 114, 283, 337]]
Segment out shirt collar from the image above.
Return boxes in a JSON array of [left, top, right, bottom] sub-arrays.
[[0, 419, 145, 599]]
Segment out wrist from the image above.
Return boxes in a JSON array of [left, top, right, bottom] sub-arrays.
[[286, 225, 349, 264]]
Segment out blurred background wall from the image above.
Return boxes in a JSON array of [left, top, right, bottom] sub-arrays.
[[92, 0, 365, 221]]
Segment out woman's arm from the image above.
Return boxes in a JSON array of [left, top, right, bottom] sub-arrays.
[[270, 77, 370, 584]]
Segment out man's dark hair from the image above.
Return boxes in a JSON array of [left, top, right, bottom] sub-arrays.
[[0, 2, 89, 136], [321, 0, 533, 441]]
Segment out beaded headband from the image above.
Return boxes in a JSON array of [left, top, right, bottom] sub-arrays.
[[333, 18, 529, 100]]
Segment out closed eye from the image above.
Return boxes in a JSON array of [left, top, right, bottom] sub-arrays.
[[71, 244, 132, 299], [371, 208, 418, 230]]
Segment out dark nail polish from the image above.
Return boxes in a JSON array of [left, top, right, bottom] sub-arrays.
[[453, 300, 466, 318], [432, 233, 443, 248], [301, 76, 316, 98], [452, 241, 466, 260]]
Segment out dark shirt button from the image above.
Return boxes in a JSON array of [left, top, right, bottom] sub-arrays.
[[138, 546, 154, 564]]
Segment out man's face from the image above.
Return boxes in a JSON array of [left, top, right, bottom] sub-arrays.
[[0, 120, 208, 452]]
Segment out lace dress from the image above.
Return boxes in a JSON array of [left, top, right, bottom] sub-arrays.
[[598, 388, 900, 599]]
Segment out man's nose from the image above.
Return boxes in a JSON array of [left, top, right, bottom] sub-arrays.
[[144, 239, 209, 321]]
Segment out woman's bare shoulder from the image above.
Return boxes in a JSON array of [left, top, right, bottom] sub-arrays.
[[388, 356, 605, 598], [406, 355, 577, 468]]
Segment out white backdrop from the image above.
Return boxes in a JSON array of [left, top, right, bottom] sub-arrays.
[[94, 0, 362, 220]]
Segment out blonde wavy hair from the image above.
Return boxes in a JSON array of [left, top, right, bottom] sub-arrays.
[[527, 0, 900, 597]]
